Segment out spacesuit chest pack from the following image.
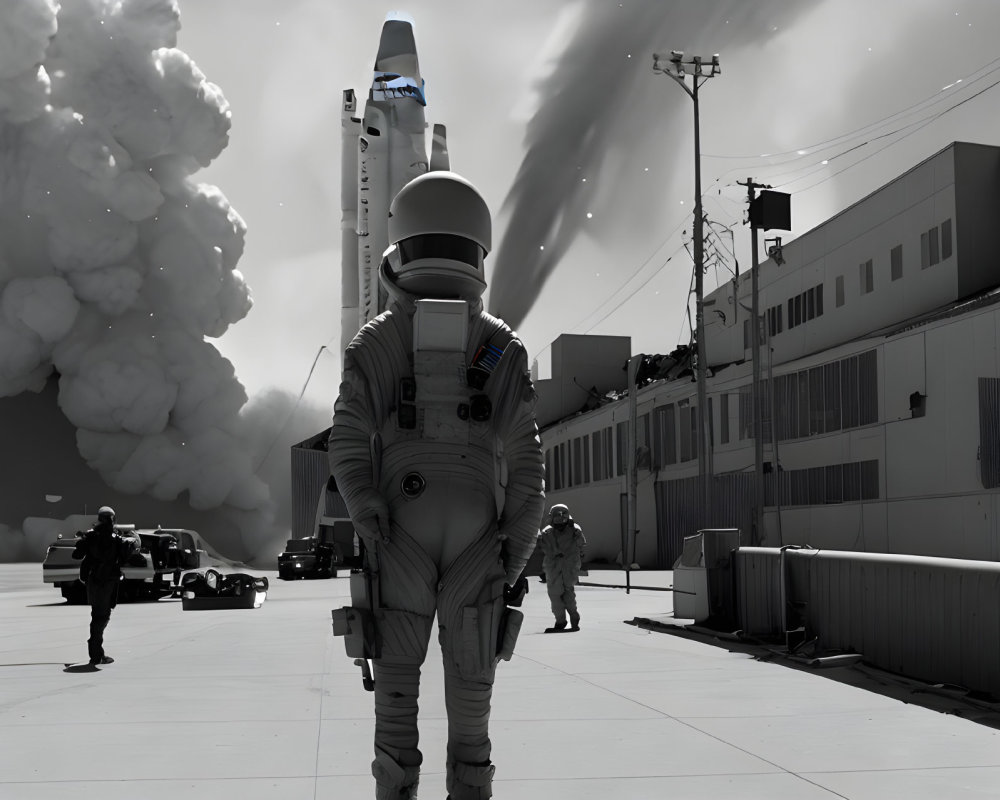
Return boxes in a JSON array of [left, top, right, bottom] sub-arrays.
[[377, 299, 511, 508], [383, 300, 499, 440]]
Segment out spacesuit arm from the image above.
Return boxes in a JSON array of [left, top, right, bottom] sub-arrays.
[[328, 347, 390, 544], [537, 528, 555, 559], [490, 339, 545, 583]]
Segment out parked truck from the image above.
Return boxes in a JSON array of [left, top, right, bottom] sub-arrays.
[[278, 517, 359, 580], [42, 526, 207, 603]]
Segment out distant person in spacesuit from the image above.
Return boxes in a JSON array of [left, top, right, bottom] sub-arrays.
[[329, 171, 545, 800], [538, 503, 586, 632]]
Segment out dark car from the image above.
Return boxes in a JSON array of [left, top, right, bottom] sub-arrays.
[[42, 527, 204, 603], [278, 537, 338, 580], [180, 569, 269, 610]]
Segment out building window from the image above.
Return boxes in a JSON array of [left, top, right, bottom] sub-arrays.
[[572, 437, 583, 486], [787, 299, 795, 329], [679, 402, 698, 462], [815, 284, 823, 317], [890, 244, 903, 280], [806, 287, 816, 320], [857, 349, 878, 425], [603, 428, 613, 477], [615, 421, 627, 477], [720, 393, 730, 445], [738, 384, 757, 441], [794, 294, 802, 326], [652, 404, 676, 468], [823, 361, 841, 432], [768, 349, 877, 443], [860, 259, 874, 294], [921, 225, 941, 269], [636, 413, 650, 469], [941, 219, 953, 260], [836, 275, 845, 307], [591, 427, 614, 482], [979, 378, 1000, 489], [590, 432, 601, 482], [777, 304, 784, 331]]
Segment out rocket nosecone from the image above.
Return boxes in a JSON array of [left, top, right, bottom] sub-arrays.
[[372, 20, 426, 106], [341, 17, 436, 358], [340, 18, 456, 359]]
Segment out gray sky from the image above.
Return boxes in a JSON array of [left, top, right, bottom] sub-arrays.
[[177, 0, 1000, 408]]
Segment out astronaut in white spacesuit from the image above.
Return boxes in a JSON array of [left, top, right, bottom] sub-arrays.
[[329, 171, 545, 800]]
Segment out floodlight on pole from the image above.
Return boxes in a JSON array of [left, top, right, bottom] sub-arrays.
[[652, 49, 721, 525]]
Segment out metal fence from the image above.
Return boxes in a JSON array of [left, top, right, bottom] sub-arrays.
[[735, 547, 1000, 699]]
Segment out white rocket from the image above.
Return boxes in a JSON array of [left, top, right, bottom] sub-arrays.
[[341, 16, 450, 356]]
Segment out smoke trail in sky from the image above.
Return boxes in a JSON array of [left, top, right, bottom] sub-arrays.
[[0, 0, 274, 557], [488, 0, 812, 329]]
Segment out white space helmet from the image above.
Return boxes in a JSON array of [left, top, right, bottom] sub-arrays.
[[97, 506, 115, 521], [549, 504, 570, 525], [383, 171, 491, 299]]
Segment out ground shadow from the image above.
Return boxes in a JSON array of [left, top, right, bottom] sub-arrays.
[[62, 663, 100, 673], [628, 616, 1000, 731]]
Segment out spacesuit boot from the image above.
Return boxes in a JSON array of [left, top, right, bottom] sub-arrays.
[[372, 742, 421, 799]]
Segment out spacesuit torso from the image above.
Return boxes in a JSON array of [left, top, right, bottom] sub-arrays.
[[333, 281, 538, 573], [540, 521, 585, 583]]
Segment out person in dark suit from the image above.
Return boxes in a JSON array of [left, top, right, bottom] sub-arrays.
[[72, 506, 138, 665]]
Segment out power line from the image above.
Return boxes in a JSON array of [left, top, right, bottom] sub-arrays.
[[782, 74, 1000, 194], [253, 344, 333, 473], [703, 55, 1000, 162], [530, 59, 1000, 359]]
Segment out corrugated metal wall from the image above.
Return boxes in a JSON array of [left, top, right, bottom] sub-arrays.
[[291, 446, 329, 539], [655, 472, 754, 568], [736, 547, 1000, 699], [734, 547, 784, 636]]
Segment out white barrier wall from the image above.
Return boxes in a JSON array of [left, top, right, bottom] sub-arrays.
[[735, 547, 1000, 699]]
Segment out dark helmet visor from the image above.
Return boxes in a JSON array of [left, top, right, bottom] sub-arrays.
[[397, 234, 484, 269]]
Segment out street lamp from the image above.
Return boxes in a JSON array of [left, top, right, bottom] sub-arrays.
[[653, 50, 720, 525]]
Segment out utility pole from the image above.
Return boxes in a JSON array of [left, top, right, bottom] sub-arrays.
[[740, 178, 767, 546], [625, 354, 643, 594], [743, 182, 792, 547], [653, 50, 720, 527]]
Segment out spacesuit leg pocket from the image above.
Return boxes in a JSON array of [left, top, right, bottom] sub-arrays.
[[458, 606, 484, 677], [331, 570, 381, 659], [331, 606, 377, 660], [496, 607, 523, 662], [458, 596, 505, 679]]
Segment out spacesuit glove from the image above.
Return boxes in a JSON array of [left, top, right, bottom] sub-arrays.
[[352, 492, 391, 545], [504, 576, 528, 607]]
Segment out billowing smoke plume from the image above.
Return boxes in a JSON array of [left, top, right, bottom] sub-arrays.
[[488, 0, 811, 329], [0, 0, 276, 558]]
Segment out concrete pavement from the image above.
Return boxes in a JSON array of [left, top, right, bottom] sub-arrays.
[[1, 563, 999, 799]]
